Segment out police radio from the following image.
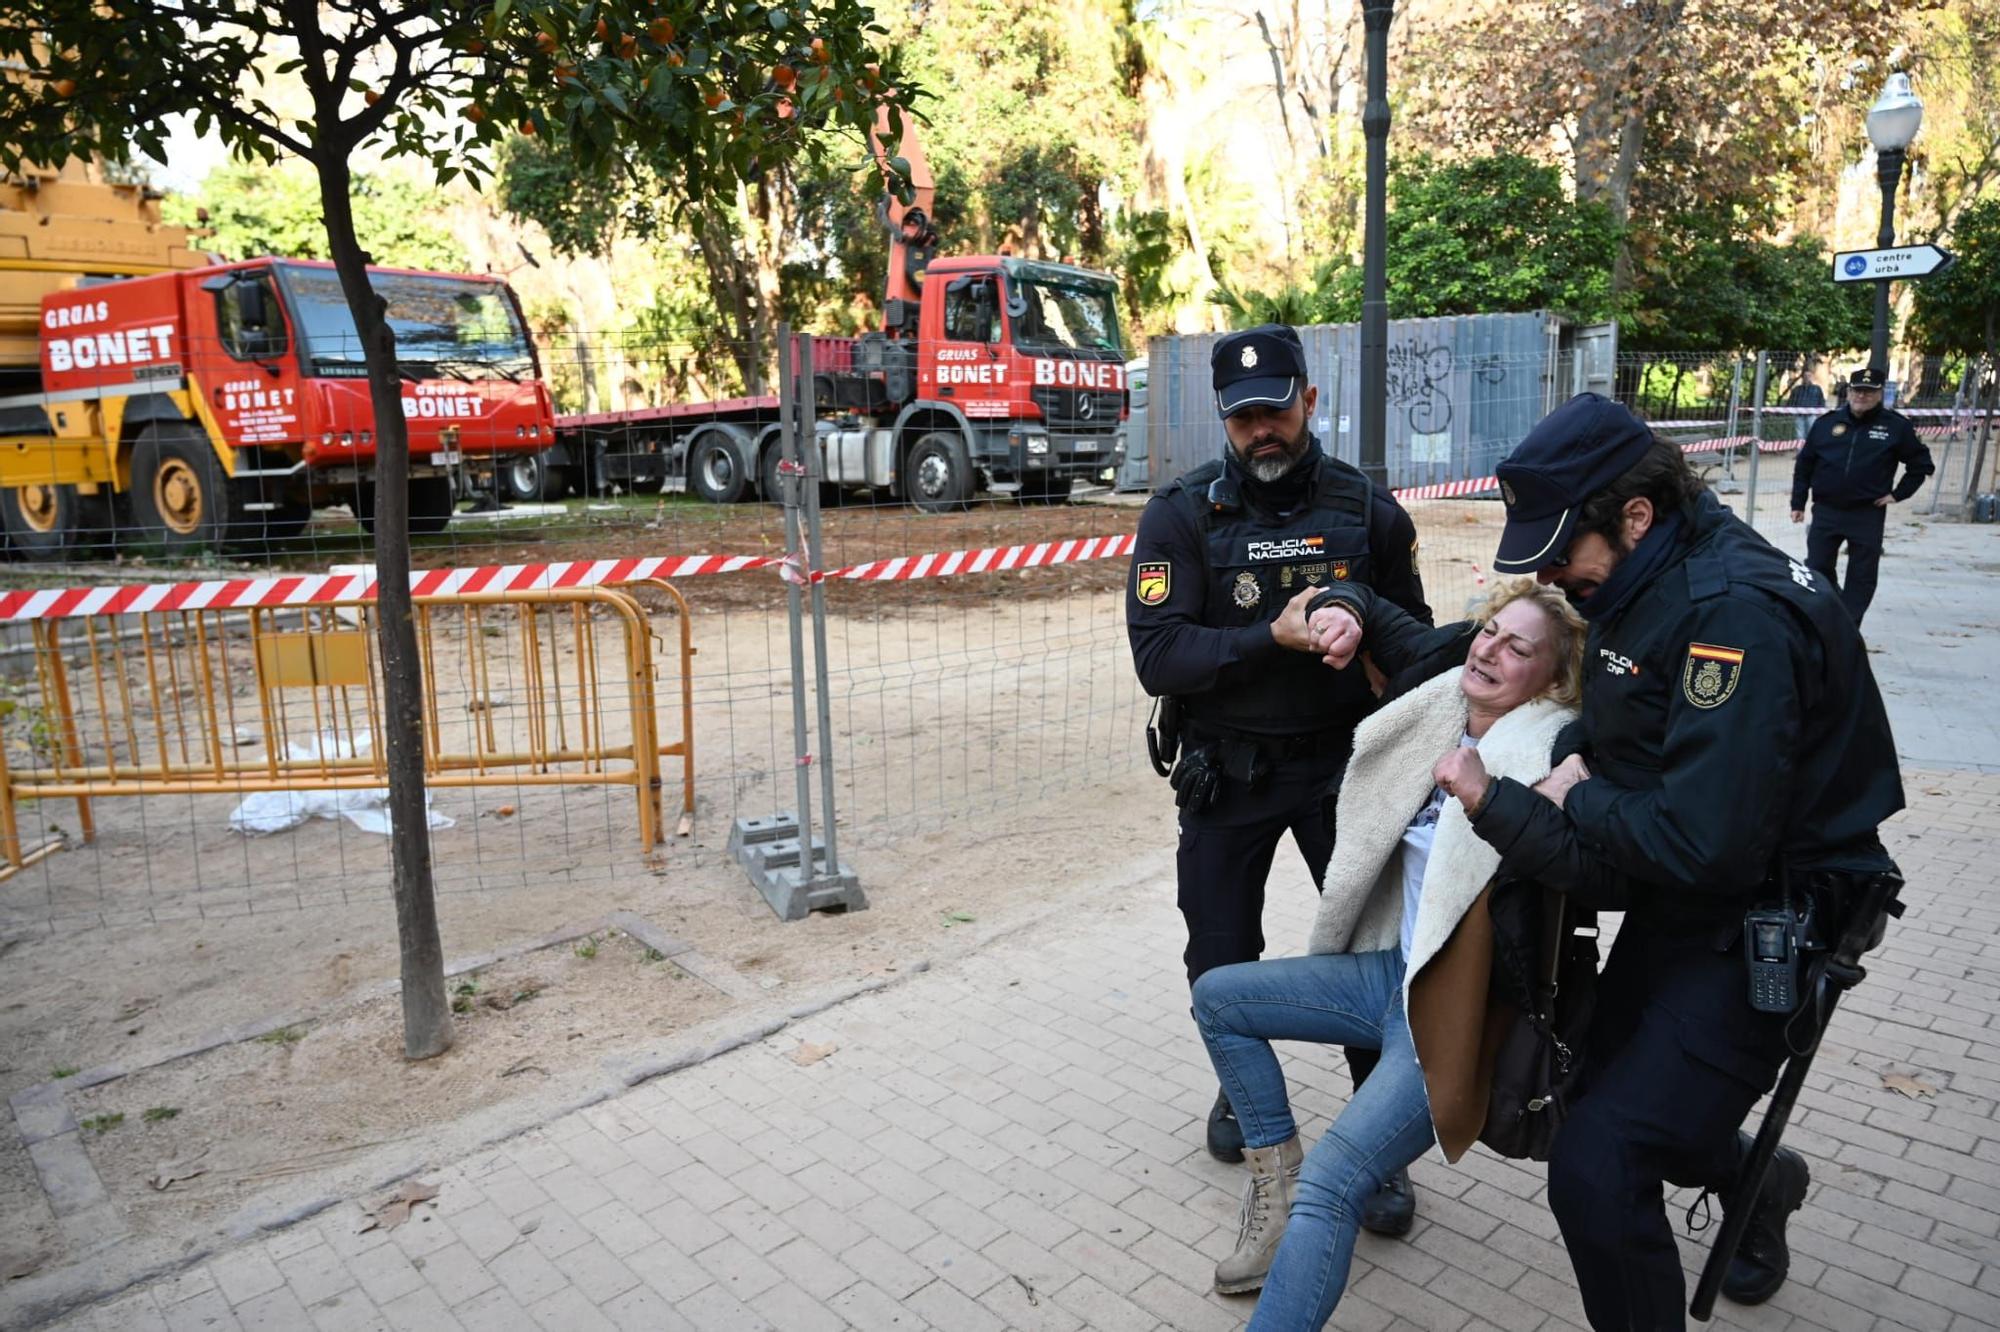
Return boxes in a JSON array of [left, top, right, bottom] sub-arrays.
[[1743, 908, 1801, 1013]]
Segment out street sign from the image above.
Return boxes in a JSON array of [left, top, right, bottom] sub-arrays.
[[1832, 245, 1954, 283]]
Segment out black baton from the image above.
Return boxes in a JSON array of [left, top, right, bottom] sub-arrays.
[[1690, 870, 1904, 1320]]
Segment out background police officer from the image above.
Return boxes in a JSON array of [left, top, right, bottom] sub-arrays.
[[1127, 322, 1431, 1233], [1311, 394, 1906, 1325], [1790, 366, 1934, 625]]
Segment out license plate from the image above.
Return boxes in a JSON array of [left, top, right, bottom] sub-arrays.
[[429, 451, 462, 466]]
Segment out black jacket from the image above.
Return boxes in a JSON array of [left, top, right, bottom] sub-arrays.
[[1126, 441, 1430, 738], [1313, 493, 1904, 927], [1790, 403, 1933, 511]]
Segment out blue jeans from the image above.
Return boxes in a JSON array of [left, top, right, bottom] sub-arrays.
[[1192, 949, 1435, 1330]]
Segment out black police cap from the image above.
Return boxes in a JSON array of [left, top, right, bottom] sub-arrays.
[[1492, 393, 1655, 574], [1212, 324, 1307, 419], [1848, 367, 1886, 390]]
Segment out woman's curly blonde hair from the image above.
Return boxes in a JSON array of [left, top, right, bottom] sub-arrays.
[[1470, 577, 1589, 707]]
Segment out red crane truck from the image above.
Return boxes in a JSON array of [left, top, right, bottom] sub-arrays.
[[0, 165, 556, 558], [523, 116, 1128, 513]]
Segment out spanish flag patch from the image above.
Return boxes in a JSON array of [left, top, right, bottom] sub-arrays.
[[1682, 642, 1744, 709]]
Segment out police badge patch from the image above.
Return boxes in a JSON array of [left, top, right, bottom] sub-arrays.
[[1135, 561, 1170, 606], [1682, 642, 1744, 709], [1232, 570, 1263, 609]]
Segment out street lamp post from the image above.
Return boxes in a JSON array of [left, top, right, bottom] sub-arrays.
[[1358, 0, 1394, 488], [1865, 72, 1924, 380]]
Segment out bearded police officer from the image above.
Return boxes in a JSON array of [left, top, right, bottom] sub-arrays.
[[1309, 394, 1905, 1326], [1789, 366, 1934, 626], [1127, 322, 1432, 1234]]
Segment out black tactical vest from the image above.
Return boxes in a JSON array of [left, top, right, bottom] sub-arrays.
[[1161, 449, 1380, 737]]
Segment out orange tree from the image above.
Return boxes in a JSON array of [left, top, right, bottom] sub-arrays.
[[0, 0, 913, 1059]]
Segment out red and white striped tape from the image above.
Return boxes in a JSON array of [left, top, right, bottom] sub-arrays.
[[0, 538, 1144, 624], [2, 423, 1979, 624]]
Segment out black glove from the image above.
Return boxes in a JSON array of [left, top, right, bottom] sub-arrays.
[[1169, 745, 1222, 813]]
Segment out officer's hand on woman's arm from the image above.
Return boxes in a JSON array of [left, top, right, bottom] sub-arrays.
[[1271, 588, 1322, 652], [1873, 494, 1893, 507], [1531, 754, 1591, 808]]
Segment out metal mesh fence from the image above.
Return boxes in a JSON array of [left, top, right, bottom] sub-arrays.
[[3, 326, 1993, 936]]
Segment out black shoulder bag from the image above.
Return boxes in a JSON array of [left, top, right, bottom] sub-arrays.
[[1480, 886, 1599, 1162]]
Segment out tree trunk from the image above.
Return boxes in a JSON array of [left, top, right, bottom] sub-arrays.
[[1968, 321, 1997, 519], [314, 154, 454, 1062]]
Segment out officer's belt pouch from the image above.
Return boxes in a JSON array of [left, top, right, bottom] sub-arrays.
[[1219, 740, 1269, 791]]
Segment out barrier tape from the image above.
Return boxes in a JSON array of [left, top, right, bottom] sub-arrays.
[[1, 424, 1982, 623]]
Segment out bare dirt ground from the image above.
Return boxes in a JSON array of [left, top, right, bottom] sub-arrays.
[[0, 495, 1504, 1298]]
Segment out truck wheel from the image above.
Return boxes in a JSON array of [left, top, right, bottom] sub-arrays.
[[353, 476, 457, 537], [1, 483, 107, 560], [1019, 474, 1073, 505], [130, 424, 244, 554], [501, 452, 563, 503], [760, 443, 786, 505], [689, 433, 750, 504], [905, 432, 972, 514]]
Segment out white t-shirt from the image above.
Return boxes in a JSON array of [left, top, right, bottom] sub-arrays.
[[1399, 733, 1477, 962]]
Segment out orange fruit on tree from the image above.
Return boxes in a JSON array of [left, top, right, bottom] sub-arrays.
[[649, 16, 675, 43], [666, 49, 685, 66], [519, 118, 536, 135], [463, 103, 487, 123], [49, 78, 76, 99], [775, 97, 794, 120], [704, 87, 725, 109], [364, 89, 381, 105], [534, 31, 558, 54], [773, 63, 796, 89], [466, 38, 486, 56], [810, 37, 829, 63], [594, 18, 609, 39], [555, 61, 579, 82]]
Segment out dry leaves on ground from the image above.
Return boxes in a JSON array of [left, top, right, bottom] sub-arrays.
[[358, 1179, 440, 1233], [790, 1041, 837, 1066], [1880, 1071, 1939, 1099]]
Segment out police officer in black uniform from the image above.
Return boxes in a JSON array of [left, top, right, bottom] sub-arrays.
[[1127, 323, 1432, 1234], [1308, 394, 1905, 1327], [1790, 366, 1934, 626]]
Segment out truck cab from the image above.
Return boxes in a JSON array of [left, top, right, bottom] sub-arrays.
[[831, 255, 1125, 511]]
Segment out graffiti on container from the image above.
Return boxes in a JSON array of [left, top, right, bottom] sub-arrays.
[[1386, 340, 1454, 434], [1470, 354, 1507, 386]]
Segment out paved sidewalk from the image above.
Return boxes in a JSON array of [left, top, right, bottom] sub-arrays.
[[47, 758, 2000, 1332]]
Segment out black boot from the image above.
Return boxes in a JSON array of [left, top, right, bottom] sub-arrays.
[[1359, 1165, 1416, 1237], [1722, 1145, 1811, 1305], [1206, 1089, 1245, 1163]]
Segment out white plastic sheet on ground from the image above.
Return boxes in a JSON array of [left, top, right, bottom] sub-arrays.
[[227, 730, 455, 837]]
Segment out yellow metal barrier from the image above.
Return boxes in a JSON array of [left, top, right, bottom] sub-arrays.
[[0, 585, 696, 878]]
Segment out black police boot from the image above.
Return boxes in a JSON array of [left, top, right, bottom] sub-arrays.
[[1359, 1165, 1416, 1237], [1722, 1145, 1811, 1305], [1206, 1089, 1245, 1164]]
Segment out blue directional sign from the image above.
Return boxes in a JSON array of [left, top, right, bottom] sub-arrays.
[[1832, 245, 1954, 283]]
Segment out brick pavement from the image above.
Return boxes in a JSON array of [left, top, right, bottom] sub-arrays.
[[42, 758, 2000, 1332]]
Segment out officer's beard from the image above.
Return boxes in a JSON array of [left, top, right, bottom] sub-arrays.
[[1234, 423, 1313, 483]]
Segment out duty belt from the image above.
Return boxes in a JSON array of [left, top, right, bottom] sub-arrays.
[[1183, 721, 1353, 762]]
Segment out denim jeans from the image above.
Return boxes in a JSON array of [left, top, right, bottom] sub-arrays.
[[1192, 949, 1435, 1330]]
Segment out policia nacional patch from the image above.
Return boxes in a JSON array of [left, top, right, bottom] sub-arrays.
[[1682, 642, 1744, 709], [1135, 562, 1170, 606]]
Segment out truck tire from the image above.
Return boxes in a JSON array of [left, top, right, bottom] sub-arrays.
[[353, 476, 457, 537], [0, 483, 108, 561], [905, 432, 973, 514], [689, 431, 751, 504], [129, 424, 248, 554], [760, 443, 786, 506], [1019, 474, 1073, 505], [501, 451, 564, 502]]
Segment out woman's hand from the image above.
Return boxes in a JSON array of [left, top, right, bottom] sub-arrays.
[[1310, 603, 1363, 669], [1532, 753, 1591, 808], [1433, 747, 1491, 814]]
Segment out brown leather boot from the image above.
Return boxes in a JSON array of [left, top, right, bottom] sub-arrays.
[[1214, 1136, 1303, 1295]]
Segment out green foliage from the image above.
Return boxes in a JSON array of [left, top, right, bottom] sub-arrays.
[[1624, 214, 1872, 353], [142, 1105, 180, 1123], [162, 161, 464, 270], [1911, 199, 2000, 357], [1363, 155, 1621, 323], [1213, 154, 1619, 330], [80, 1113, 124, 1134]]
